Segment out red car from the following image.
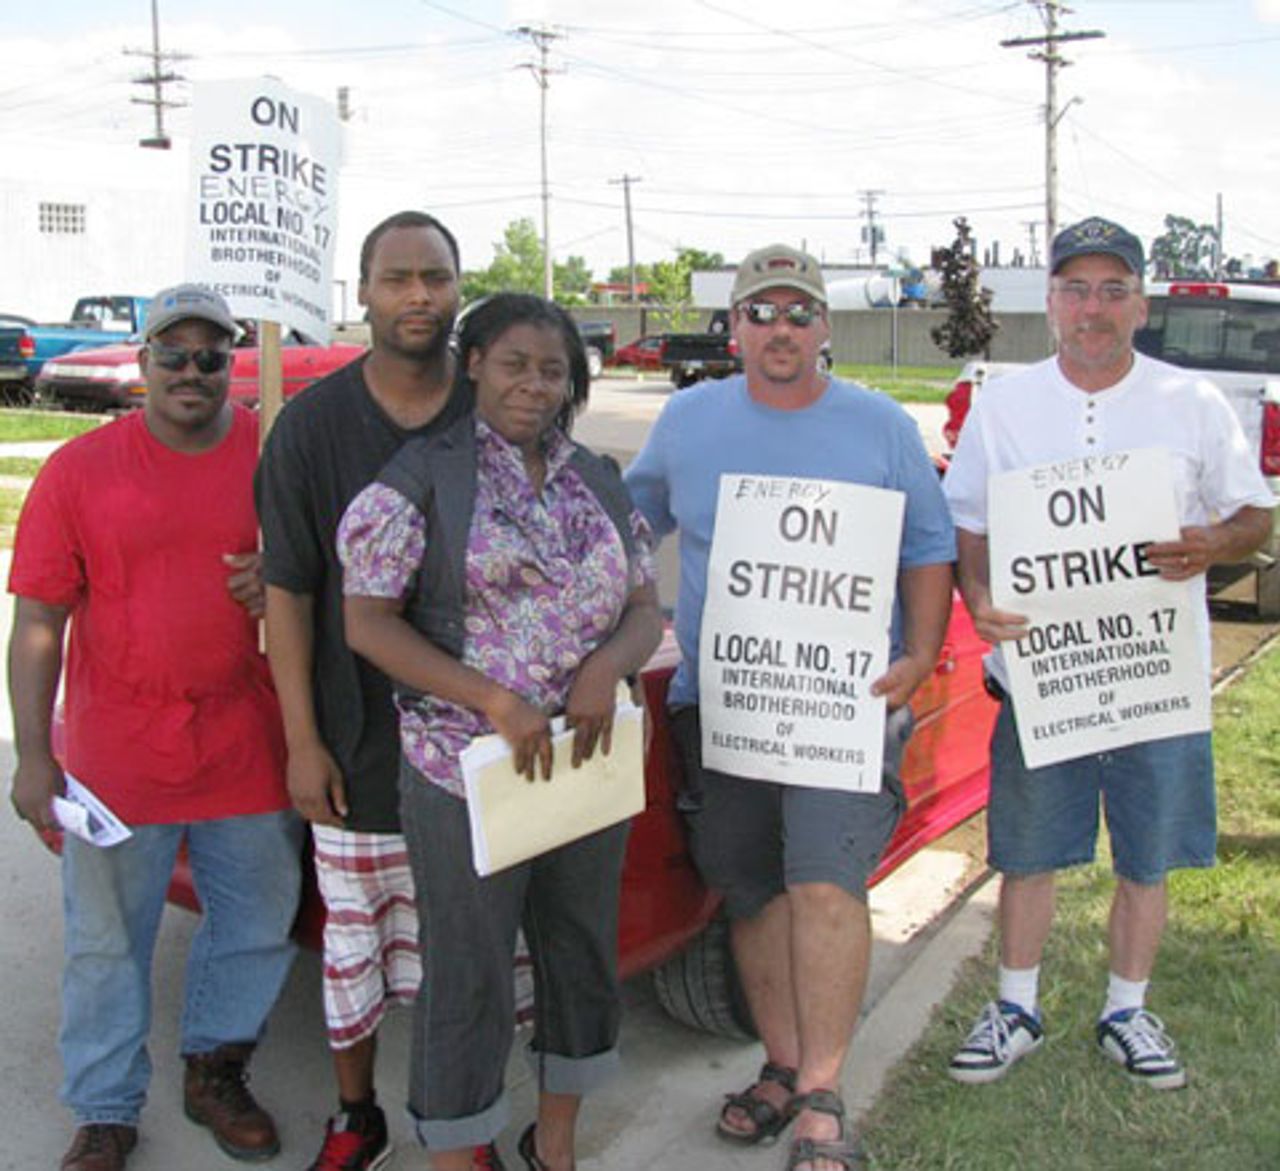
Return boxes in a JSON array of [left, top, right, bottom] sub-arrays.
[[48, 611, 995, 1039], [33, 328, 364, 412], [608, 335, 667, 371]]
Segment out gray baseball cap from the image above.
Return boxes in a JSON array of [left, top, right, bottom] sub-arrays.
[[731, 244, 827, 306], [143, 284, 237, 341], [1050, 217, 1145, 276]]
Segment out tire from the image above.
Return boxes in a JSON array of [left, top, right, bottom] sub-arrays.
[[652, 915, 757, 1040], [586, 346, 603, 379], [1257, 564, 1280, 620]]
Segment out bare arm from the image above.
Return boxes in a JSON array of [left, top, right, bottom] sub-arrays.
[[1146, 506, 1274, 581], [344, 595, 555, 782], [8, 597, 69, 835], [871, 561, 955, 710], [264, 585, 347, 825], [954, 527, 1029, 645], [564, 581, 664, 766], [223, 551, 266, 618]]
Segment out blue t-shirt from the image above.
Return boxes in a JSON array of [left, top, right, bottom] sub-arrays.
[[625, 374, 956, 705]]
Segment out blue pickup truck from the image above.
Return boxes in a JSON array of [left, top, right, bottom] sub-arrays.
[[14, 295, 151, 384], [0, 315, 34, 401]]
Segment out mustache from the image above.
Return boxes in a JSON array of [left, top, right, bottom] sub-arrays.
[[168, 379, 217, 396]]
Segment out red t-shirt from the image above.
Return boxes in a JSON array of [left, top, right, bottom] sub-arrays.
[[9, 407, 288, 825]]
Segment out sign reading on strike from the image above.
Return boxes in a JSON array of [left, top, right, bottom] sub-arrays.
[[989, 447, 1210, 768], [698, 474, 904, 792], [186, 78, 341, 342]]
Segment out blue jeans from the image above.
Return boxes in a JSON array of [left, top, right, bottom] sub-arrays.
[[59, 810, 303, 1127]]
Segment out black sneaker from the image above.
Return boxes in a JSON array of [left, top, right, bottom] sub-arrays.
[[1096, 1008, 1187, 1090], [949, 999, 1045, 1084], [306, 1107, 391, 1171]]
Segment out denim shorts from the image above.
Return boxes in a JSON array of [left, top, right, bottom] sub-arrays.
[[987, 697, 1216, 884], [670, 705, 911, 919]]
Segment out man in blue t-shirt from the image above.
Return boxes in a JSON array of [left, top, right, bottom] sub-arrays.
[[626, 244, 955, 1169]]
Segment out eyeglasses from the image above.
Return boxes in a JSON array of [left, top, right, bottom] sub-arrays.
[[740, 301, 820, 328], [147, 344, 232, 374], [1051, 280, 1138, 306]]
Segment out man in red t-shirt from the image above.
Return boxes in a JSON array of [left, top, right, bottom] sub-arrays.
[[8, 284, 303, 1171]]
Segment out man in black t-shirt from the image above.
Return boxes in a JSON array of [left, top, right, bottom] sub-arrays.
[[258, 211, 486, 1171]]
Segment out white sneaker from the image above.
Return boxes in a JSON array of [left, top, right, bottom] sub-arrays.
[[1096, 1009, 1187, 1090], [949, 999, 1045, 1084]]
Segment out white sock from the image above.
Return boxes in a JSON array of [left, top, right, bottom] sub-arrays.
[[997, 965, 1040, 1017], [1102, 973, 1148, 1021]]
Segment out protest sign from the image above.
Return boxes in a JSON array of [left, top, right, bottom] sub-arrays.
[[698, 474, 903, 791], [186, 78, 341, 343], [989, 447, 1209, 768]]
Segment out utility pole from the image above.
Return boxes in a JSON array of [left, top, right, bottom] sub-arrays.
[[610, 174, 642, 302], [1215, 192, 1225, 278], [859, 189, 885, 266], [125, 0, 186, 150], [1001, 2, 1103, 249], [515, 24, 563, 301], [1022, 219, 1041, 267]]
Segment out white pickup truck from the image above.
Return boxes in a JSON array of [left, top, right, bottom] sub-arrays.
[[942, 279, 1280, 617]]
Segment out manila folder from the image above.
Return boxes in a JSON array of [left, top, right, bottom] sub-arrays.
[[460, 701, 645, 877]]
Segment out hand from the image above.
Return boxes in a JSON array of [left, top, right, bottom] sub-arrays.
[[870, 651, 933, 712], [565, 654, 622, 767], [11, 754, 64, 837], [968, 599, 1030, 646], [286, 739, 348, 826], [487, 688, 553, 782], [1146, 526, 1215, 582], [224, 551, 265, 618]]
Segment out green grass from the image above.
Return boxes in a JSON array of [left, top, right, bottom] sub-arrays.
[[0, 483, 27, 550], [0, 409, 104, 442], [860, 646, 1280, 1169], [0, 456, 44, 478], [836, 363, 960, 404]]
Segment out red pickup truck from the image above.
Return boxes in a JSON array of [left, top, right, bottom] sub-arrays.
[[33, 328, 363, 412], [51, 612, 995, 1039]]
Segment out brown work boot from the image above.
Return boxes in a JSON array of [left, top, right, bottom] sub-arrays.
[[60, 1124, 138, 1170], [183, 1044, 280, 1162]]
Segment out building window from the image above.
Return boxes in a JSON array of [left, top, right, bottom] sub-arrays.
[[39, 202, 86, 234]]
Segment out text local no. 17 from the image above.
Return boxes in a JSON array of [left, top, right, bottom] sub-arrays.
[[989, 449, 1209, 769], [187, 79, 341, 342], [699, 474, 904, 792]]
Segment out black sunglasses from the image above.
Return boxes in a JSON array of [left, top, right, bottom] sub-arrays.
[[741, 302, 819, 328], [148, 343, 232, 374]]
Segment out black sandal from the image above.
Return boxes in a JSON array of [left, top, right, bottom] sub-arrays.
[[516, 1123, 548, 1170], [715, 1060, 798, 1146], [785, 1089, 867, 1170]]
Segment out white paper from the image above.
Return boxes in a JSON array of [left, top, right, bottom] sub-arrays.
[[460, 698, 644, 877], [697, 473, 904, 791], [52, 774, 133, 848], [989, 447, 1210, 767]]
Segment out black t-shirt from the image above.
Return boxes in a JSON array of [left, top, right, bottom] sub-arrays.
[[256, 356, 470, 832]]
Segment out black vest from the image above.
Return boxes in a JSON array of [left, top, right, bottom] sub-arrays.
[[375, 413, 638, 699]]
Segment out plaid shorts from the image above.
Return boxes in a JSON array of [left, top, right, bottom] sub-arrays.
[[313, 826, 535, 1049]]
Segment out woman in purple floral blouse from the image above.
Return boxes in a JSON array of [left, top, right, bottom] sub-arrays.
[[339, 293, 663, 1171]]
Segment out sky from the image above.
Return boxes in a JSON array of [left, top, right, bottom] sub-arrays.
[[3, 0, 1278, 282]]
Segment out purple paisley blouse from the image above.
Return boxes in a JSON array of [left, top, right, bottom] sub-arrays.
[[337, 417, 656, 798]]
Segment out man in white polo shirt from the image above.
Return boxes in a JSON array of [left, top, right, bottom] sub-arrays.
[[943, 216, 1273, 1091]]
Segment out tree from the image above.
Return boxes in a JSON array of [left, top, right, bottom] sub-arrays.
[[460, 217, 594, 304], [930, 217, 998, 359], [1149, 214, 1219, 279]]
